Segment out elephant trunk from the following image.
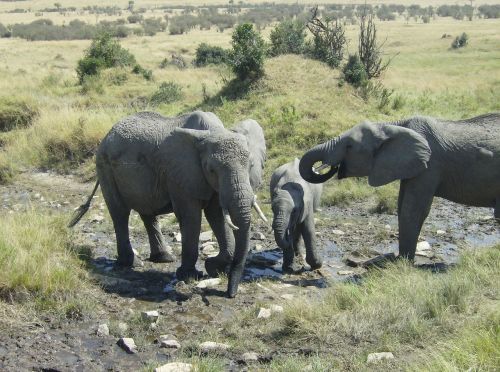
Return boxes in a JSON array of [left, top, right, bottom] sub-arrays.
[[299, 137, 343, 184], [272, 211, 291, 250]]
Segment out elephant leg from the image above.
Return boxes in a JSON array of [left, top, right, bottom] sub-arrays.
[[302, 215, 322, 270], [140, 214, 175, 263], [282, 230, 304, 274], [204, 195, 235, 277], [495, 197, 500, 221], [398, 179, 435, 260], [174, 200, 203, 282]]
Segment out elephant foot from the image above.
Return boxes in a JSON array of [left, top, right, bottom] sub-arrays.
[[205, 257, 230, 278], [282, 262, 305, 274], [176, 266, 204, 282], [307, 259, 322, 271], [149, 250, 176, 263], [116, 254, 144, 268]]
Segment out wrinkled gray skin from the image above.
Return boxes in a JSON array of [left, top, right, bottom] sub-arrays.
[[299, 113, 500, 260], [271, 158, 323, 273], [92, 111, 266, 297]]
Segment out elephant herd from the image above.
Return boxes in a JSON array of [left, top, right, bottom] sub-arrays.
[[71, 111, 500, 298]]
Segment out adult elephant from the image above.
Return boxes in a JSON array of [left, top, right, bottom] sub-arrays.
[[70, 111, 267, 298], [299, 113, 500, 260], [270, 158, 323, 273]]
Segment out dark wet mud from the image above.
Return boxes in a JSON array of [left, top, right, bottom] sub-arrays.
[[1, 172, 498, 370]]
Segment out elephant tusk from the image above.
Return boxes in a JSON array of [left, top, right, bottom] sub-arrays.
[[314, 163, 331, 173], [252, 196, 268, 223], [223, 209, 239, 230]]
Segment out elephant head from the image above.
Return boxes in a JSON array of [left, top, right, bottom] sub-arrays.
[[299, 122, 431, 186], [164, 127, 265, 297]]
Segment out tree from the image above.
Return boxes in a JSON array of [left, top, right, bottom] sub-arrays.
[[358, 13, 391, 79], [229, 23, 266, 81], [269, 19, 306, 56]]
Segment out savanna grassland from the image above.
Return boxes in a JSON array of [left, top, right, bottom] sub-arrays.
[[0, 1, 499, 371]]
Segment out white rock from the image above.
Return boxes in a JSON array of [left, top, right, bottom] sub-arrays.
[[196, 278, 221, 289], [367, 352, 394, 363], [174, 232, 182, 242], [480, 215, 494, 221], [280, 294, 294, 300], [155, 362, 193, 372], [416, 241, 431, 251], [257, 307, 271, 319], [338, 270, 355, 276], [241, 352, 259, 362], [96, 323, 109, 337], [199, 231, 213, 242], [141, 310, 160, 322], [160, 339, 181, 349], [199, 341, 231, 353], [332, 229, 345, 235], [436, 229, 446, 235], [251, 232, 266, 240], [415, 250, 433, 258], [254, 244, 264, 251], [270, 304, 284, 313], [384, 224, 391, 230], [117, 337, 137, 354]]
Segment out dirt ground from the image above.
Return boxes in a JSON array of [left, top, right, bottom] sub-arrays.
[[1, 171, 498, 371]]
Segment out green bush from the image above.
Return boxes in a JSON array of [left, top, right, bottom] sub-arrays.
[[229, 23, 266, 81], [342, 54, 368, 88], [76, 33, 136, 83], [269, 19, 306, 56], [194, 43, 229, 66], [127, 14, 143, 23], [131, 64, 153, 80], [0, 23, 11, 38], [150, 82, 184, 105], [451, 32, 469, 49], [0, 98, 39, 132]]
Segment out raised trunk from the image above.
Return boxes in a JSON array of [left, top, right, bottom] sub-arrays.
[[299, 137, 344, 183]]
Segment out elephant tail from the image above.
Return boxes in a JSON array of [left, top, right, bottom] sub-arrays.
[[68, 180, 100, 228]]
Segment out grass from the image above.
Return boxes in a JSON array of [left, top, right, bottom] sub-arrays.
[[0, 209, 97, 319], [175, 246, 500, 370]]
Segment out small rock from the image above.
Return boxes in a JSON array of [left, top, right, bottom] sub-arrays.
[[251, 231, 266, 240], [34, 193, 41, 199], [254, 243, 264, 251], [480, 215, 493, 221], [332, 229, 345, 235], [196, 278, 221, 289], [384, 224, 391, 230], [257, 307, 271, 319], [155, 362, 193, 372], [338, 270, 355, 276], [199, 341, 230, 353], [149, 322, 158, 330], [91, 215, 104, 223], [141, 310, 160, 322], [416, 241, 431, 251], [199, 231, 213, 242], [280, 294, 294, 300], [174, 232, 182, 242], [117, 337, 137, 354], [270, 304, 284, 313], [367, 352, 394, 364], [160, 339, 181, 349], [436, 229, 446, 235], [96, 323, 109, 337], [241, 352, 259, 362]]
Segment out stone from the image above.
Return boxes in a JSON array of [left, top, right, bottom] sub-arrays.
[[96, 323, 109, 337], [332, 229, 345, 235], [254, 244, 264, 251], [241, 352, 259, 362], [196, 278, 221, 289], [251, 231, 266, 240], [155, 362, 193, 372], [91, 215, 104, 223], [199, 231, 213, 242], [280, 294, 294, 300], [270, 304, 284, 313], [338, 270, 355, 276], [174, 232, 182, 242], [436, 229, 446, 235], [416, 241, 431, 251], [199, 341, 231, 353], [160, 339, 181, 349], [257, 307, 271, 319], [384, 224, 391, 230], [141, 310, 160, 322], [366, 352, 394, 363], [117, 337, 137, 354]]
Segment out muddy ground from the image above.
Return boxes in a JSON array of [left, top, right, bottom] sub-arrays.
[[1, 172, 499, 371]]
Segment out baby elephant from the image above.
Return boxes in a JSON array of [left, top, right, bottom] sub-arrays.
[[270, 158, 323, 273]]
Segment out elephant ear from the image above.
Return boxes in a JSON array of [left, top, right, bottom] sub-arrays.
[[369, 125, 431, 187], [232, 119, 266, 191], [159, 128, 213, 201]]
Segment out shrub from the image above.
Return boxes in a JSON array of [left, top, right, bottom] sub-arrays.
[[150, 82, 184, 105], [76, 33, 136, 83], [127, 14, 143, 23], [194, 43, 229, 66], [451, 33, 469, 49], [131, 64, 153, 80], [229, 23, 266, 81], [142, 17, 166, 36], [342, 54, 367, 88], [0, 98, 39, 132], [269, 19, 306, 56], [359, 13, 390, 79], [0, 23, 11, 38]]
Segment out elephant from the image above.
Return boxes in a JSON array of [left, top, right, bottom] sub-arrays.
[[299, 113, 500, 260], [69, 110, 267, 298], [270, 158, 323, 273]]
